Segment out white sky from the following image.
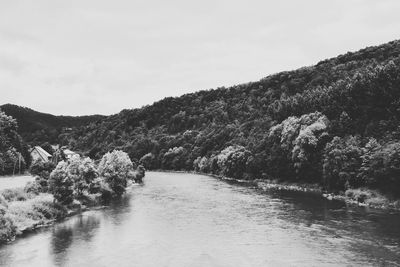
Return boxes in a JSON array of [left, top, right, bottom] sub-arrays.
[[0, 0, 399, 116]]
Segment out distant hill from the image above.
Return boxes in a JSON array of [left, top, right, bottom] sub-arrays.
[[4, 39, 400, 197], [0, 104, 106, 145], [59, 39, 400, 196]]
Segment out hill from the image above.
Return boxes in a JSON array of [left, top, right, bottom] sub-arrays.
[[0, 104, 106, 145], [11, 39, 400, 198]]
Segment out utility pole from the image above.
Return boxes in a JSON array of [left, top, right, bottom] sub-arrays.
[[18, 152, 22, 174]]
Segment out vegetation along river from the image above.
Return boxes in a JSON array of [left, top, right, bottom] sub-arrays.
[[0, 172, 400, 266]]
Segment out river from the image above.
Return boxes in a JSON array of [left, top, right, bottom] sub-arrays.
[[0, 172, 399, 266]]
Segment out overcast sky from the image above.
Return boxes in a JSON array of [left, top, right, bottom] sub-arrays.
[[0, 0, 399, 116]]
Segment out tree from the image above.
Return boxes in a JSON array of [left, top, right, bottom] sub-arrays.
[[322, 136, 363, 191], [30, 159, 56, 192], [40, 142, 54, 155], [49, 162, 74, 205], [358, 141, 400, 196], [0, 111, 29, 175], [134, 165, 146, 183], [269, 112, 330, 181], [161, 147, 188, 170], [98, 150, 134, 196], [66, 155, 98, 198], [139, 153, 156, 170], [217, 145, 253, 179]]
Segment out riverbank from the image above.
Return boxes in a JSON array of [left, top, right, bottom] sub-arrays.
[[0, 182, 140, 245], [153, 170, 400, 211]]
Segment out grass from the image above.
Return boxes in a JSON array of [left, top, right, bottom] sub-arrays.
[[6, 194, 67, 231], [0, 187, 67, 244], [0, 188, 33, 202]]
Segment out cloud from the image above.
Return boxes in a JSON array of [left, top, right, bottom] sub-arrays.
[[0, 0, 399, 115]]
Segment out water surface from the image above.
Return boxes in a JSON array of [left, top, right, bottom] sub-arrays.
[[1, 172, 399, 266]]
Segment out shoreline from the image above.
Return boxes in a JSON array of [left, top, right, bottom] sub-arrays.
[[151, 170, 400, 211], [2, 170, 399, 245], [1, 184, 137, 245]]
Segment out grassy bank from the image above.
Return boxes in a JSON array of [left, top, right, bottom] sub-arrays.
[[255, 179, 400, 210], [0, 180, 142, 245], [0, 188, 68, 244]]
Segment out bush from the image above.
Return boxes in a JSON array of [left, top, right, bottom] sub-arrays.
[[1, 188, 30, 202], [30, 159, 56, 178], [345, 188, 388, 206], [0, 195, 8, 208], [133, 165, 146, 183], [24, 181, 41, 195], [98, 150, 134, 197], [0, 209, 17, 244]]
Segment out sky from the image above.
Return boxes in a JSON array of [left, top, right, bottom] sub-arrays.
[[0, 0, 399, 116]]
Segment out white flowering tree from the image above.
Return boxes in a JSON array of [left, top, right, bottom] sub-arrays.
[[216, 145, 252, 179], [66, 155, 98, 197], [98, 150, 135, 196], [269, 111, 330, 180]]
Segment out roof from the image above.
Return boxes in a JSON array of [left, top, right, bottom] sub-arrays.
[[31, 146, 52, 161], [63, 149, 76, 155]]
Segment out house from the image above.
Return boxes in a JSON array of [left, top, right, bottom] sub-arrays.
[[30, 146, 52, 162], [62, 147, 78, 160]]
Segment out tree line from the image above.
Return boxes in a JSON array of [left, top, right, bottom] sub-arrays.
[[3, 39, 400, 199]]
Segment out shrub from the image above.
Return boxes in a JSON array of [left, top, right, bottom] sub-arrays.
[[24, 181, 41, 195], [134, 165, 146, 183], [0, 209, 17, 244], [345, 188, 388, 206], [1, 188, 29, 202]]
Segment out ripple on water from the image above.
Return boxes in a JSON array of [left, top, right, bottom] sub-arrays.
[[0, 172, 400, 267]]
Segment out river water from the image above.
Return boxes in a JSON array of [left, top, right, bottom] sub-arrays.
[[0, 172, 400, 266]]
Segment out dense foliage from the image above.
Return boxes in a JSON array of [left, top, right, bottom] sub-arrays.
[[0, 104, 105, 145], [52, 40, 400, 198], [30, 159, 56, 192], [0, 149, 144, 244], [98, 150, 135, 196], [4, 40, 400, 198], [0, 111, 30, 175], [46, 150, 139, 204]]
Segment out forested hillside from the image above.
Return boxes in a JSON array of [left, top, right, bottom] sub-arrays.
[[14, 40, 400, 198], [0, 104, 105, 145]]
